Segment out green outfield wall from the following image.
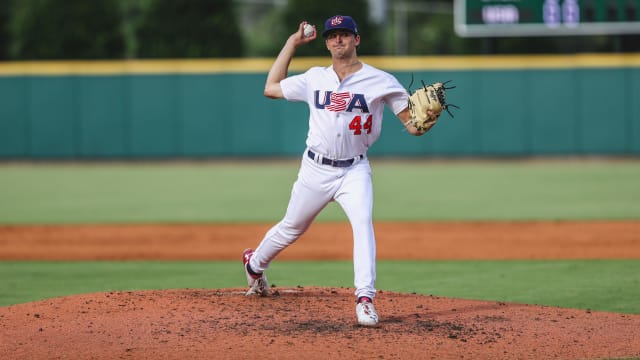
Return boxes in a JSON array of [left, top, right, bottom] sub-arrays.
[[1, 54, 639, 158]]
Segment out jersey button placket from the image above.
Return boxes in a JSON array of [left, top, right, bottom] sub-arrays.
[[335, 113, 342, 156]]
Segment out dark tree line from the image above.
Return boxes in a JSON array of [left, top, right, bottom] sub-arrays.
[[1, 0, 244, 60], [0, 0, 636, 61], [8, 0, 125, 60], [135, 0, 243, 58]]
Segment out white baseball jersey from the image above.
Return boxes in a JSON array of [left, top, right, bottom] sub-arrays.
[[281, 63, 409, 160]]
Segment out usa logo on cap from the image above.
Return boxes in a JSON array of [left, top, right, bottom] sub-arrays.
[[330, 16, 343, 26]]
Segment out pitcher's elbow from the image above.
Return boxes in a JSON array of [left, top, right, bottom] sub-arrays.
[[264, 87, 280, 99], [264, 88, 276, 99]]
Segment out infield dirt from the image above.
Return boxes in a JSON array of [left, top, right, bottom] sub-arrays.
[[1, 220, 640, 359]]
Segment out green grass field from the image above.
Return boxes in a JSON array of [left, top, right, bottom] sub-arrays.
[[1, 159, 639, 312], [1, 159, 639, 223], [2, 260, 639, 314]]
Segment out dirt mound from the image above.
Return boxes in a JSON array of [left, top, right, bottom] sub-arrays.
[[2, 221, 640, 358], [1, 287, 639, 359]]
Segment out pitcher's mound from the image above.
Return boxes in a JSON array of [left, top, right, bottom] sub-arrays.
[[1, 287, 639, 359]]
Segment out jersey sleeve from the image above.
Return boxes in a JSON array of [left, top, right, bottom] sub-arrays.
[[280, 72, 308, 103], [383, 75, 410, 115]]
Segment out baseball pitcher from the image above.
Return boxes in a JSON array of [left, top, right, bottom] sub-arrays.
[[242, 14, 453, 326]]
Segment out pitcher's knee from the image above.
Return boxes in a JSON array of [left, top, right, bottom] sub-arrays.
[[273, 221, 307, 245]]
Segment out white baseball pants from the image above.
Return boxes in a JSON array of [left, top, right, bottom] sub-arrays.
[[249, 149, 377, 300]]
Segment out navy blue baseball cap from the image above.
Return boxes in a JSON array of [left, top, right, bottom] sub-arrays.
[[322, 15, 358, 37]]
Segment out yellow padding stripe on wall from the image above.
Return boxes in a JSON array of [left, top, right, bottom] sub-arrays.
[[1, 53, 639, 75]]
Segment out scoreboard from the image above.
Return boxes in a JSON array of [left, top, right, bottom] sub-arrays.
[[454, 0, 640, 37]]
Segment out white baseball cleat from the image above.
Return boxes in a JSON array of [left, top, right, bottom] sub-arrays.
[[355, 297, 379, 326], [242, 248, 269, 297]]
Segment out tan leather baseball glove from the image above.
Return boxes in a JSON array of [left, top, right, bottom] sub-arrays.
[[407, 81, 458, 134]]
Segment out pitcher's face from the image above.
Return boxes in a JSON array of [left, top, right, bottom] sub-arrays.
[[325, 30, 360, 59]]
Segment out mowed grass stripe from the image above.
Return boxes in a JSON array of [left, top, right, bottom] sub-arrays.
[[1, 160, 639, 224]]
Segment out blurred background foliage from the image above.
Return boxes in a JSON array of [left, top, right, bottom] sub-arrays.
[[8, 0, 125, 59], [135, 0, 244, 58], [0, 0, 638, 60]]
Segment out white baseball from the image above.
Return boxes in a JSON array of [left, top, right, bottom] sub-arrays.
[[303, 24, 314, 38]]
